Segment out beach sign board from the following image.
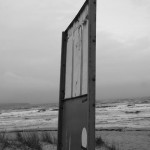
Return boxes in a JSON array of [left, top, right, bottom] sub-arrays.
[[57, 0, 96, 149]]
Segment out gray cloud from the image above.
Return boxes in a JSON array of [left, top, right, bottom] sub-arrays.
[[96, 31, 150, 99], [0, 0, 150, 103], [0, 0, 86, 104], [97, 81, 150, 100], [130, 0, 150, 6]]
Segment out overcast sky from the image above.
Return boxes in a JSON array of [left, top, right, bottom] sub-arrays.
[[0, 0, 150, 103]]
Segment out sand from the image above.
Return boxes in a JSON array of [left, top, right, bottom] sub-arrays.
[[1, 129, 150, 150], [96, 129, 150, 150]]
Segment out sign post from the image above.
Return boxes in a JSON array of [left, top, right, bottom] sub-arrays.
[[57, 0, 96, 149]]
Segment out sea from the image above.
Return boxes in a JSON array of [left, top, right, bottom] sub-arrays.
[[0, 97, 150, 131]]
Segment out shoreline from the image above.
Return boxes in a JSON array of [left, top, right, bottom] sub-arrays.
[[1, 127, 150, 133]]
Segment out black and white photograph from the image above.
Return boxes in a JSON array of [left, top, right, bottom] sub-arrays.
[[0, 0, 150, 149]]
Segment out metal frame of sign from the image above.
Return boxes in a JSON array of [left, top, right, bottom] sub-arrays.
[[57, 0, 96, 149]]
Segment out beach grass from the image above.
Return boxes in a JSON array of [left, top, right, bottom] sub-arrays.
[[16, 132, 42, 150], [0, 131, 121, 150], [0, 131, 57, 150], [41, 131, 57, 145], [96, 136, 120, 150], [0, 131, 17, 150]]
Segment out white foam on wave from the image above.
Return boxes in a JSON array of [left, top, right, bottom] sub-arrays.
[[0, 101, 150, 131]]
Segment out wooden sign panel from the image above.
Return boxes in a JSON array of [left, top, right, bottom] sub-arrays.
[[57, 0, 96, 150]]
